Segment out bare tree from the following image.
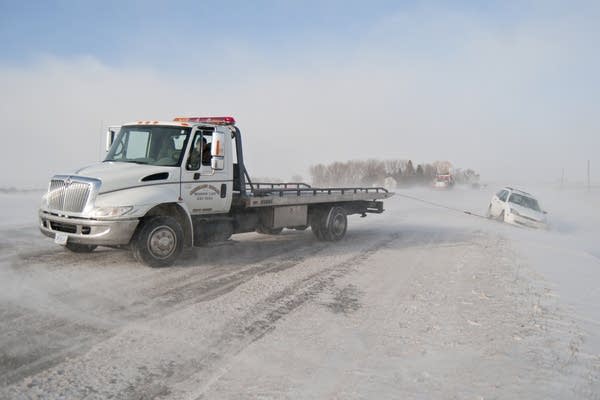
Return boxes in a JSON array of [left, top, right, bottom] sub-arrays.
[[361, 159, 386, 186], [291, 174, 304, 183], [310, 158, 479, 188]]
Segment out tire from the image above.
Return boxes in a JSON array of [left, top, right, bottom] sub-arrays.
[[256, 225, 283, 235], [132, 216, 184, 267], [310, 209, 327, 240], [65, 243, 97, 253], [323, 206, 347, 241], [311, 207, 347, 241]]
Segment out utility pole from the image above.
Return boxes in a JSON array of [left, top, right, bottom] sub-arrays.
[[561, 168, 564, 189], [588, 160, 591, 192]]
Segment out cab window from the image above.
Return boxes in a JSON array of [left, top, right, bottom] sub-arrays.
[[186, 131, 213, 171]]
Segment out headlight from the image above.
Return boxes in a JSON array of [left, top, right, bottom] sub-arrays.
[[510, 209, 520, 216], [91, 206, 133, 218]]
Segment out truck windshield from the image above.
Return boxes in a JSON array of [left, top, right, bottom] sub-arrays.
[[105, 126, 191, 166]]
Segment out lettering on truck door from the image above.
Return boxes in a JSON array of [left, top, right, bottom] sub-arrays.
[[181, 128, 232, 215]]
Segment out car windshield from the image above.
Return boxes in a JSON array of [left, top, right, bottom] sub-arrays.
[[105, 126, 191, 166], [508, 193, 541, 212]]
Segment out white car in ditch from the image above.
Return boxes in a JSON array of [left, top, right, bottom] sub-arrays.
[[487, 187, 548, 229]]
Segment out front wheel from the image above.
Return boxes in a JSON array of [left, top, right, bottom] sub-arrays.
[[132, 216, 183, 267], [65, 243, 97, 253]]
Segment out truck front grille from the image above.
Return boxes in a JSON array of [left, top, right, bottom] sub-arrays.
[[48, 178, 92, 213], [49, 221, 78, 233]]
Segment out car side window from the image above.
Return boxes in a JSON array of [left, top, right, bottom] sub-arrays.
[[498, 190, 509, 202]]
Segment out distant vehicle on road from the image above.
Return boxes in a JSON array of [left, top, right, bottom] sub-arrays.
[[433, 174, 455, 189], [486, 187, 548, 229]]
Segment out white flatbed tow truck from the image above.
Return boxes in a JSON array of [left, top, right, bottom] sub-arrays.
[[39, 116, 393, 267]]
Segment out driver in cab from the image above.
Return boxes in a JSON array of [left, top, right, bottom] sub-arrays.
[[187, 138, 211, 169]]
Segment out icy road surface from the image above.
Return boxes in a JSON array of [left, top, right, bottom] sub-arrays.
[[0, 187, 599, 399]]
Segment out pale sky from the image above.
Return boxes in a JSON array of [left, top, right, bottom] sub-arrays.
[[0, 0, 598, 187]]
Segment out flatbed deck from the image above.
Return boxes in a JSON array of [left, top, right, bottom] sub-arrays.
[[239, 183, 393, 208]]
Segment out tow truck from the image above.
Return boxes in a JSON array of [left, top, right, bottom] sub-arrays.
[[39, 117, 393, 267]]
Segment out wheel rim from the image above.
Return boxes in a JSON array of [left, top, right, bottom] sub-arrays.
[[147, 226, 177, 259], [331, 213, 346, 237]]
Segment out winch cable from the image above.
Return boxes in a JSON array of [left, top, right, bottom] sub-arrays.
[[393, 192, 490, 220]]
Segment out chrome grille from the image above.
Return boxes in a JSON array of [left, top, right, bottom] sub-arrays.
[[47, 178, 92, 213]]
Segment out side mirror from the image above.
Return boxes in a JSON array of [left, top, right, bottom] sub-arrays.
[[211, 131, 226, 170], [105, 126, 120, 152]]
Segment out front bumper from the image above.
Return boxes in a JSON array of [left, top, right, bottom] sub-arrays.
[[39, 210, 139, 246], [505, 213, 547, 229]]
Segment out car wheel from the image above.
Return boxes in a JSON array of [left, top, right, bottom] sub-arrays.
[[132, 216, 183, 267]]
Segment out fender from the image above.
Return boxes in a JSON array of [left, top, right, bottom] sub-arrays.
[[94, 186, 194, 247]]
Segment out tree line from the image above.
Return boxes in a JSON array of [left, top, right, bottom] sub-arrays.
[[308, 159, 479, 188]]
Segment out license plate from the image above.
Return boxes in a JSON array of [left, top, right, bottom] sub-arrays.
[[54, 232, 68, 245]]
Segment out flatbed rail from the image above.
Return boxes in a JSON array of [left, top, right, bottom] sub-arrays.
[[242, 184, 393, 208], [249, 182, 312, 191], [250, 186, 390, 197]]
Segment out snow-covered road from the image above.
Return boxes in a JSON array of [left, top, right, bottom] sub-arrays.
[[0, 187, 598, 399]]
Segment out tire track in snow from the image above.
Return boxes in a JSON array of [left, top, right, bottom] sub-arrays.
[[159, 232, 403, 400]]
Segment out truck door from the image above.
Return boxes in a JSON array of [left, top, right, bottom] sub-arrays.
[[181, 128, 233, 215]]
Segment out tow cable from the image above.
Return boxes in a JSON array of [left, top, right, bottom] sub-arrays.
[[393, 192, 490, 220]]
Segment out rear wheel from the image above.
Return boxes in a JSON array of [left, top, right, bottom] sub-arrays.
[[310, 209, 327, 240], [133, 216, 183, 267], [65, 243, 97, 253], [311, 207, 347, 241], [324, 207, 347, 241]]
